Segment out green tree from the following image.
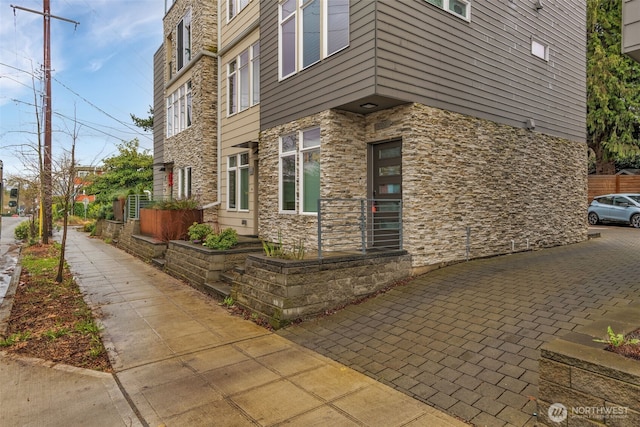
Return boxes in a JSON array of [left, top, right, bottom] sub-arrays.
[[587, 0, 640, 174], [86, 139, 153, 206], [130, 106, 154, 132]]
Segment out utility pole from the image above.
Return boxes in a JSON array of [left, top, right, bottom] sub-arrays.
[[10, 1, 79, 244]]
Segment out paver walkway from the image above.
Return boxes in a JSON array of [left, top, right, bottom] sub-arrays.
[[278, 226, 640, 426]]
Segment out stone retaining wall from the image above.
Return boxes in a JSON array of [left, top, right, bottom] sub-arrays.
[[233, 251, 412, 329], [116, 220, 167, 263], [100, 220, 124, 242], [164, 240, 260, 290], [538, 303, 640, 426]]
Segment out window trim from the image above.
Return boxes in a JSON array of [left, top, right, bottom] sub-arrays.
[[227, 153, 250, 212], [299, 127, 321, 215], [227, 42, 260, 116], [176, 9, 192, 72], [228, 0, 251, 21], [177, 166, 192, 199], [278, 0, 349, 80], [423, 0, 471, 21], [279, 133, 298, 213], [166, 81, 192, 137]]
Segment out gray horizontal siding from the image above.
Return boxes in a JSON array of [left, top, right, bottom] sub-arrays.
[[260, 0, 378, 130], [260, 0, 586, 142]]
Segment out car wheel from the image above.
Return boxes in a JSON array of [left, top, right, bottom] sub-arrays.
[[588, 212, 599, 226], [631, 214, 640, 228]]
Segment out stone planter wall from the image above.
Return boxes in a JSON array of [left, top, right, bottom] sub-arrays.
[[538, 303, 640, 426], [116, 220, 167, 263], [164, 240, 261, 291], [234, 251, 412, 329], [100, 220, 124, 241]]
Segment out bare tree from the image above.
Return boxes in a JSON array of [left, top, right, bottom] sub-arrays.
[[54, 110, 80, 283]]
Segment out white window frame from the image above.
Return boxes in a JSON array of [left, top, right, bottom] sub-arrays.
[[279, 133, 297, 213], [227, 153, 250, 211], [228, 0, 251, 21], [177, 166, 192, 199], [166, 81, 192, 137], [531, 39, 549, 61], [176, 9, 192, 72], [299, 127, 321, 214], [278, 127, 321, 214], [423, 0, 471, 21], [278, 0, 349, 80], [227, 42, 260, 116]]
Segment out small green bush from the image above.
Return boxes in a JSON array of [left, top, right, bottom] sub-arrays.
[[204, 228, 238, 250], [83, 221, 97, 235], [187, 222, 213, 242]]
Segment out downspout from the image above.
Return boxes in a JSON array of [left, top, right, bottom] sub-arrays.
[[217, 0, 222, 207]]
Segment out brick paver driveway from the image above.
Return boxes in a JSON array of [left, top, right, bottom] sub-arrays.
[[277, 226, 640, 426]]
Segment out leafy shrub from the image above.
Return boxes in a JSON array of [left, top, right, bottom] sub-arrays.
[[187, 222, 213, 242], [14, 220, 31, 240], [152, 198, 199, 210], [83, 221, 97, 235], [14, 218, 39, 245], [204, 228, 238, 250]]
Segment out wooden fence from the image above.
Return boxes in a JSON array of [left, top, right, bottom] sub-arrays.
[[588, 175, 640, 202]]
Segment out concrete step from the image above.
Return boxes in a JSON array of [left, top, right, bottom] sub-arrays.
[[219, 272, 235, 285], [203, 281, 231, 299], [151, 258, 166, 268]]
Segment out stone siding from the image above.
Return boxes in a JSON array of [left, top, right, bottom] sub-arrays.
[[163, 0, 219, 224], [538, 303, 640, 426], [258, 103, 588, 270], [234, 251, 412, 329]]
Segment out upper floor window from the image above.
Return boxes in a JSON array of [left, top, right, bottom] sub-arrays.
[[228, 42, 260, 115], [279, 0, 349, 80], [424, 0, 470, 21], [229, 0, 251, 20], [176, 9, 192, 72], [166, 81, 192, 137]]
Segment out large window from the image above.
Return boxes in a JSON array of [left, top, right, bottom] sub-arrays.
[[279, 127, 321, 213], [228, 42, 260, 116], [279, 0, 349, 79], [177, 167, 192, 199], [166, 81, 192, 137], [228, 0, 250, 20], [176, 9, 192, 72], [228, 153, 250, 211], [424, 0, 470, 21]]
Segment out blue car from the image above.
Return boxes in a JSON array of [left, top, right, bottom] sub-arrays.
[[588, 194, 640, 228]]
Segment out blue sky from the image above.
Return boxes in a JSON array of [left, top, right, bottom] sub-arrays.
[[0, 0, 164, 178]]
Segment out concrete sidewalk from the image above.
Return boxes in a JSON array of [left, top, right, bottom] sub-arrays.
[[1, 229, 466, 427]]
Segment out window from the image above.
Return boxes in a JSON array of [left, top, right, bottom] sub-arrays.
[[177, 167, 192, 199], [251, 43, 260, 105], [301, 128, 321, 213], [278, 127, 321, 213], [279, 0, 349, 79], [166, 81, 192, 137], [229, 0, 250, 20], [531, 39, 549, 61], [228, 42, 260, 115], [280, 133, 297, 212], [228, 153, 250, 211], [176, 9, 192, 72], [423, 0, 470, 21]]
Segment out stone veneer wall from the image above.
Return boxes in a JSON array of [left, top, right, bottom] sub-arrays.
[[259, 103, 588, 270], [163, 0, 219, 224], [538, 303, 640, 426]]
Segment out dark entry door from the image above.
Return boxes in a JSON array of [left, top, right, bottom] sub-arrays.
[[371, 140, 402, 248]]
